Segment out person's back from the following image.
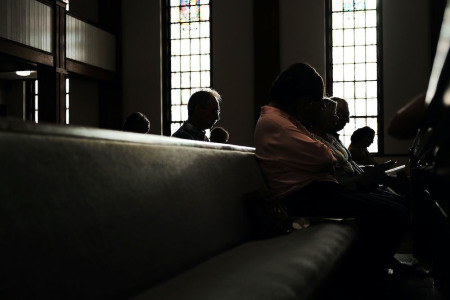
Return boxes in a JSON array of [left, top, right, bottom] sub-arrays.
[[172, 89, 221, 141], [123, 112, 150, 134], [254, 62, 336, 199]]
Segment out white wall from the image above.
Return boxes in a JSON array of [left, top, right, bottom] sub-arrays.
[[382, 0, 431, 154], [122, 0, 162, 135], [212, 0, 254, 147], [280, 0, 326, 76]]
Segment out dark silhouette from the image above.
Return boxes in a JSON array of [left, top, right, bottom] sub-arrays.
[[254, 62, 410, 280], [387, 92, 427, 140], [210, 126, 229, 143], [123, 112, 150, 134], [331, 96, 350, 133], [312, 97, 408, 198], [172, 89, 221, 141], [349, 126, 378, 166], [310, 97, 357, 179]]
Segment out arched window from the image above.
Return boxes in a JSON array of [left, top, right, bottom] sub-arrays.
[[326, 0, 382, 152]]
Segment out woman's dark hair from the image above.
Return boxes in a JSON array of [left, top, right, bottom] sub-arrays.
[[269, 62, 324, 109], [350, 126, 375, 143]]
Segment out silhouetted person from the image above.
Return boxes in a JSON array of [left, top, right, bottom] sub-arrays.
[[123, 112, 150, 134], [210, 126, 229, 143], [387, 92, 427, 140], [172, 89, 221, 141], [329, 96, 365, 174], [254, 62, 409, 280], [331, 96, 350, 135], [349, 126, 378, 166], [312, 97, 407, 199], [310, 97, 356, 179]]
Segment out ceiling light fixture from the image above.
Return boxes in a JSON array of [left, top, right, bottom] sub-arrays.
[[16, 71, 32, 77]]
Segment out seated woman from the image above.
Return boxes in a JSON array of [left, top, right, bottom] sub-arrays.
[[309, 98, 406, 196], [254, 62, 410, 279], [309, 97, 359, 180], [348, 126, 379, 166]]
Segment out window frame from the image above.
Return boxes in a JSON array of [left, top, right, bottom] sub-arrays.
[[325, 0, 384, 154], [161, 0, 214, 136]]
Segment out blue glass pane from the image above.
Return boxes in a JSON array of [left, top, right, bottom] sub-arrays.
[[354, 0, 365, 10], [343, 0, 353, 11]]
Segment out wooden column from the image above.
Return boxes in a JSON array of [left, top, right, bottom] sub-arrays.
[[37, 0, 67, 124]]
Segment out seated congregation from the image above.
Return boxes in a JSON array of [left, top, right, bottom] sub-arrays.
[[2, 59, 447, 299]]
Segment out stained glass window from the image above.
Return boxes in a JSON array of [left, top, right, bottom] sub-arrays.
[[328, 0, 380, 152], [167, 0, 211, 134]]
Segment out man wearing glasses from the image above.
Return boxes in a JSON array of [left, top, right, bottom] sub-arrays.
[[172, 89, 221, 141]]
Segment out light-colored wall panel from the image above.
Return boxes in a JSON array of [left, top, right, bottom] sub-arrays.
[[122, 0, 161, 135], [66, 15, 116, 71], [0, 0, 52, 52], [383, 0, 431, 154], [212, 0, 254, 147], [280, 0, 325, 77]]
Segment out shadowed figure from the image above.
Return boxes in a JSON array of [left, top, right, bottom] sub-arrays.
[[210, 126, 229, 143], [349, 126, 378, 166], [172, 89, 221, 141], [123, 112, 150, 134], [254, 62, 410, 282]]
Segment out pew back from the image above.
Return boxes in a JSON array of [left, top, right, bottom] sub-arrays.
[[0, 120, 265, 299]]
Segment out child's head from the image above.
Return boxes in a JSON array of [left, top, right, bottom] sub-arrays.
[[210, 126, 229, 143], [123, 112, 150, 134]]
